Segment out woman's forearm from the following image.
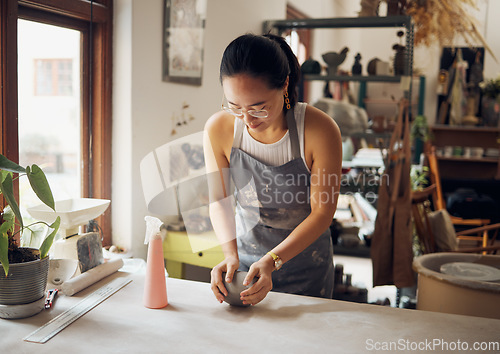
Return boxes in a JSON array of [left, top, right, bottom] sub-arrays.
[[209, 196, 239, 259], [269, 209, 334, 264]]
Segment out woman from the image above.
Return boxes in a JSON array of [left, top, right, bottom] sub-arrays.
[[203, 33, 342, 306]]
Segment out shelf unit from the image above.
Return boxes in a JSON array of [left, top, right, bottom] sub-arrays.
[[263, 15, 413, 31], [263, 16, 421, 113], [431, 125, 500, 180]]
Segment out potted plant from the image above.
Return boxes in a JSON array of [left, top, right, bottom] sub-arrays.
[[0, 154, 60, 318], [479, 74, 500, 127], [410, 114, 430, 164]]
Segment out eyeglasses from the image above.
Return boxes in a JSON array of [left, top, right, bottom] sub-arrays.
[[221, 96, 269, 118]]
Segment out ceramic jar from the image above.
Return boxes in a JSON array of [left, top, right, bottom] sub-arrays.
[[481, 96, 500, 127]]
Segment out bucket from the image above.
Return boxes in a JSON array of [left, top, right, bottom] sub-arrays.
[[413, 253, 500, 319]]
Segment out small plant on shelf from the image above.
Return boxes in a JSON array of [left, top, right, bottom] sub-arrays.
[[410, 114, 430, 142], [479, 74, 500, 101]]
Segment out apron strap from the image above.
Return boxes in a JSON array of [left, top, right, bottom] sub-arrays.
[[286, 108, 301, 160], [232, 107, 300, 160]]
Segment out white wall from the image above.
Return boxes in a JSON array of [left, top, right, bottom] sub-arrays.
[[112, 0, 133, 255], [483, 0, 500, 80], [113, 0, 287, 260]]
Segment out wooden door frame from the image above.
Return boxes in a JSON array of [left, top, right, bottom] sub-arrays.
[[286, 4, 312, 102]]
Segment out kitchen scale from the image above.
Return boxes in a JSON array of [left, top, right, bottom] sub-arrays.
[[27, 198, 110, 270]]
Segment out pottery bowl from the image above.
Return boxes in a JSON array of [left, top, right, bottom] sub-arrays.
[[48, 258, 80, 287], [221, 271, 257, 307]]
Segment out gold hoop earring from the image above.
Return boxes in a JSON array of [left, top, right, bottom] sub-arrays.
[[284, 91, 291, 110]]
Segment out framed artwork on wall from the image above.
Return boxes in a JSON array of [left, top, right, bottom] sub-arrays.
[[163, 0, 207, 85]]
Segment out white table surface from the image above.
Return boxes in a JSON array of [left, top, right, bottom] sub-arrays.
[[2, 271, 500, 353]]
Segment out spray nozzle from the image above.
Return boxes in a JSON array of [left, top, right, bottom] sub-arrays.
[[144, 216, 166, 244]]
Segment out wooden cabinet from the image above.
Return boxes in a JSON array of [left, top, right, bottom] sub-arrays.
[[431, 125, 500, 179], [163, 230, 223, 279]]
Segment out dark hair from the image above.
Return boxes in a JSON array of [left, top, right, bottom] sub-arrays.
[[219, 33, 301, 109]]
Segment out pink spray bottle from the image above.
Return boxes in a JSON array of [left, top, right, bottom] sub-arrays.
[[143, 216, 168, 309]]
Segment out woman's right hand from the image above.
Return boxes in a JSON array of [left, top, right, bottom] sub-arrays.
[[210, 256, 239, 303]]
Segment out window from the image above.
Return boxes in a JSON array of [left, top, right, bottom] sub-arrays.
[[18, 20, 81, 221], [1, 0, 113, 245]]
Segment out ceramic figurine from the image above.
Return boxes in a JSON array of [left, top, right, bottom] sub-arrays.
[[301, 57, 321, 75], [367, 58, 380, 76], [358, 0, 380, 17], [393, 31, 407, 76], [387, 0, 407, 16], [352, 53, 362, 75], [322, 47, 349, 76]]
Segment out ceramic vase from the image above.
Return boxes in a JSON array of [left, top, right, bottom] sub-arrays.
[[481, 96, 500, 127]]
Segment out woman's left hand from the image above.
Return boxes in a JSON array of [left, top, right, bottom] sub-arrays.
[[240, 256, 275, 305]]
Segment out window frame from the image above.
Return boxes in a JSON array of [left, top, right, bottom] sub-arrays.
[[286, 4, 312, 102], [1, 0, 113, 245]]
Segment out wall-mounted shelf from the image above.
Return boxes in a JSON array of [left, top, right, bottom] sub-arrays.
[[303, 75, 403, 83], [263, 15, 412, 32], [264, 16, 418, 113], [437, 156, 499, 164]]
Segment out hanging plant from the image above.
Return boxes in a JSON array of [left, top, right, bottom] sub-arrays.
[[406, 0, 497, 61]]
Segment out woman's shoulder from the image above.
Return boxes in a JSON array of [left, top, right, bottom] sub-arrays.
[[204, 111, 235, 152], [205, 111, 234, 136]]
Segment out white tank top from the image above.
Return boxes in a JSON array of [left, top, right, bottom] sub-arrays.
[[234, 102, 308, 171]]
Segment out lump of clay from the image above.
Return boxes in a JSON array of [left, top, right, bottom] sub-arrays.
[[221, 271, 257, 307]]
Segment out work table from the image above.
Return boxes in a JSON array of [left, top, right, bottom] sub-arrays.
[[2, 271, 499, 353]]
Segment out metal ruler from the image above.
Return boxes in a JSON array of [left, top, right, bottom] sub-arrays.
[[24, 277, 133, 344]]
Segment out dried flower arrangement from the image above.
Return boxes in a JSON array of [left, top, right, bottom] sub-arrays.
[[406, 0, 496, 61]]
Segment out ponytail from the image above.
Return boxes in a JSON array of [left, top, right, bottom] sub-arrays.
[[263, 33, 301, 109], [220, 33, 301, 110]]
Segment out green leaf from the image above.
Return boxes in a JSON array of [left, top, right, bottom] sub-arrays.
[[0, 170, 7, 183], [0, 232, 9, 276], [0, 173, 23, 229], [2, 206, 15, 233], [39, 216, 60, 259], [26, 165, 55, 211], [0, 154, 26, 174], [0, 219, 12, 233]]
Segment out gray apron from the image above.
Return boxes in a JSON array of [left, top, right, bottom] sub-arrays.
[[230, 108, 334, 299]]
